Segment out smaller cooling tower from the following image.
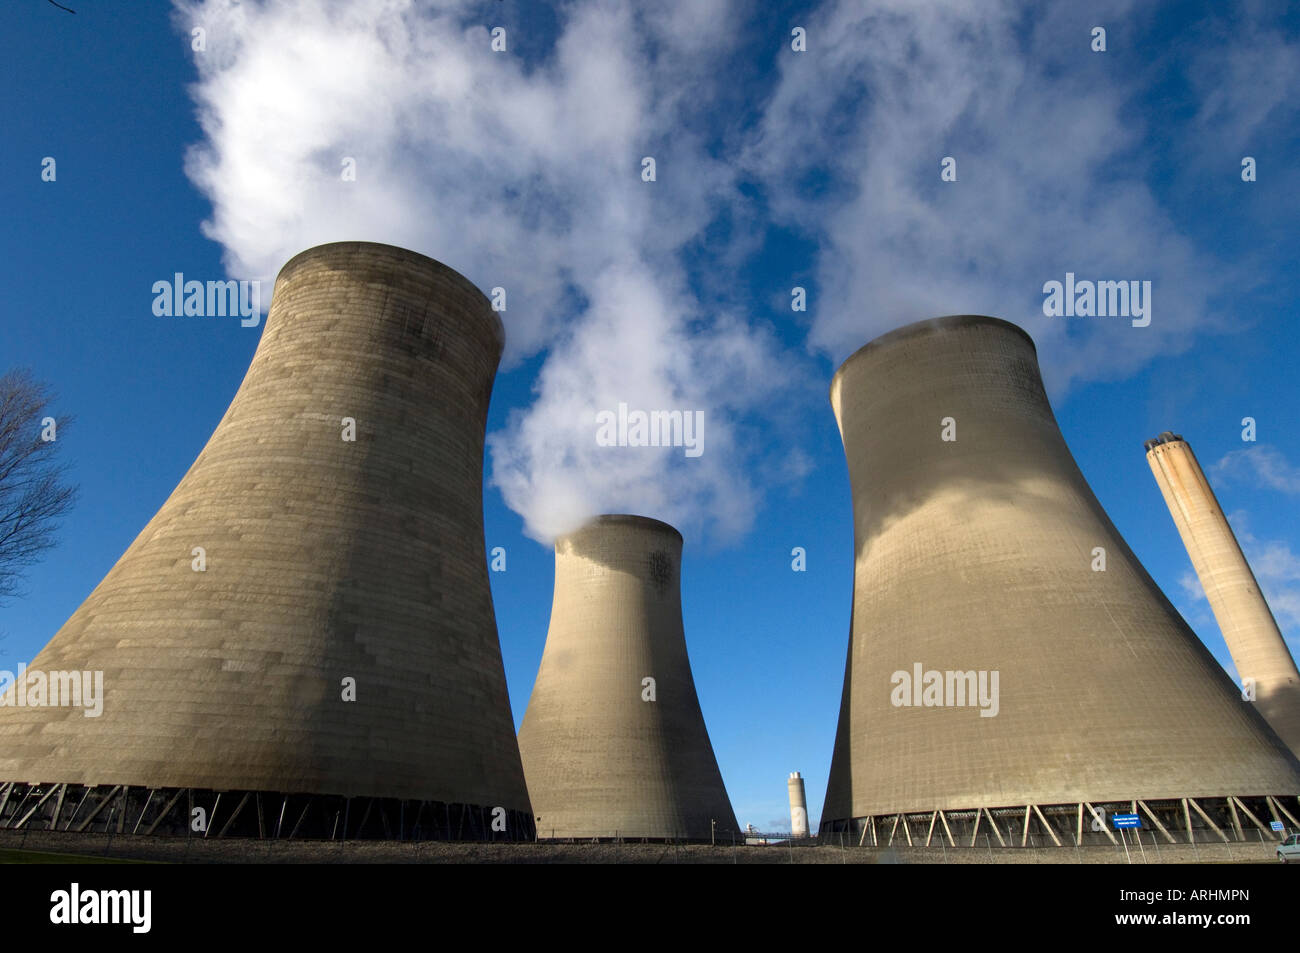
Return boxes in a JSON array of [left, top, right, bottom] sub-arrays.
[[788, 772, 809, 838], [1146, 433, 1300, 757], [517, 515, 738, 840]]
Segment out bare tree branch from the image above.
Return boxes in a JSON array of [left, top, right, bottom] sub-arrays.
[[0, 368, 78, 606], [46, 0, 77, 13]]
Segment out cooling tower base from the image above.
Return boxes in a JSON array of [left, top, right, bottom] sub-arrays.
[[820, 794, 1300, 847], [0, 781, 535, 841], [533, 829, 740, 845]]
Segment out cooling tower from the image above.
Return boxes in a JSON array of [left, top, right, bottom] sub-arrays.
[[821, 315, 1300, 847], [1145, 433, 1300, 757], [788, 772, 809, 838], [0, 241, 532, 839], [517, 515, 738, 840]]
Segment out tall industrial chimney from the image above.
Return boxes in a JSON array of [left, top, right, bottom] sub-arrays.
[[0, 242, 532, 838], [821, 315, 1300, 844], [1145, 433, 1300, 756], [517, 515, 738, 840], [788, 772, 809, 838]]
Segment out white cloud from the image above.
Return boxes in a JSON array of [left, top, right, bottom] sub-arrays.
[[171, 0, 1295, 545], [1191, 9, 1300, 150], [745, 0, 1242, 395], [1213, 445, 1300, 495], [173, 0, 799, 543]]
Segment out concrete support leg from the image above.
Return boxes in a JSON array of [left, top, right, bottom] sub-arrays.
[[1228, 797, 1243, 841], [142, 788, 188, 836], [1269, 795, 1300, 830], [1137, 800, 1176, 844], [939, 810, 955, 846], [1084, 802, 1118, 844], [1231, 797, 1274, 839], [73, 785, 121, 833], [1032, 804, 1062, 847], [1187, 797, 1229, 842], [48, 784, 67, 832], [984, 808, 1006, 847], [14, 784, 61, 830]]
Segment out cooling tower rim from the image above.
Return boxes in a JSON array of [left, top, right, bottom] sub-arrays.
[[829, 314, 1036, 393], [274, 241, 505, 351], [562, 513, 684, 540]]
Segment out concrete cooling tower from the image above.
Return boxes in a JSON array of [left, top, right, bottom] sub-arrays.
[[517, 515, 738, 841], [1146, 432, 1300, 757], [821, 315, 1300, 849], [0, 242, 532, 840]]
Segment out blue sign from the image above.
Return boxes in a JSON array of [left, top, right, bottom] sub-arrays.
[[1271, 821, 1285, 832], [1112, 813, 1142, 830]]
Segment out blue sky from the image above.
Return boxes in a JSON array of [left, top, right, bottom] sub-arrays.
[[2, 0, 1298, 832]]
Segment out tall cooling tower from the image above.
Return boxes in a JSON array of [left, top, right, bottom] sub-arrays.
[[821, 316, 1300, 847], [1145, 432, 1300, 756], [517, 515, 738, 840], [0, 242, 532, 839]]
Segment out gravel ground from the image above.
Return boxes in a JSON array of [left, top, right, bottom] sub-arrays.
[[0, 829, 1281, 864]]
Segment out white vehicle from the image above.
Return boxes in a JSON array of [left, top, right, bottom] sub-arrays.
[[1278, 833, 1300, 864]]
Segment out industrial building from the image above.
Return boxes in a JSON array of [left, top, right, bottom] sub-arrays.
[[518, 515, 738, 840], [820, 315, 1300, 848], [0, 242, 532, 839], [1146, 432, 1300, 757]]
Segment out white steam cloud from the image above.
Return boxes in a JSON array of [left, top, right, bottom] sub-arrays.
[[173, 0, 792, 543], [173, 0, 1292, 542]]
